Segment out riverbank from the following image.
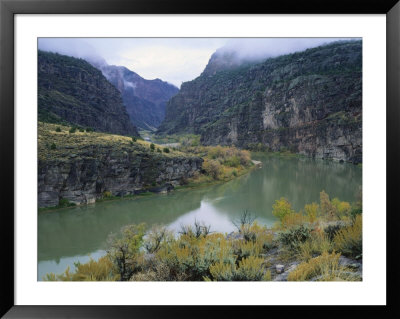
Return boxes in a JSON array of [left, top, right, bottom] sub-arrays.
[[38, 122, 258, 211], [43, 191, 362, 281]]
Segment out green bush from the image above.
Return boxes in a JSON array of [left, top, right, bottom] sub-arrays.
[[132, 136, 137, 142], [157, 148, 162, 153], [55, 127, 61, 132], [278, 225, 312, 251], [86, 127, 94, 132], [163, 147, 170, 153], [58, 198, 75, 208], [150, 143, 155, 150], [50, 143, 56, 150], [69, 127, 76, 134]]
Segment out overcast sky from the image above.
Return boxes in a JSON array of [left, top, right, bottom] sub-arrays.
[[38, 38, 356, 87]]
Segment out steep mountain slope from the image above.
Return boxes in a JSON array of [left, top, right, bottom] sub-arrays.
[[158, 41, 362, 163], [97, 65, 179, 131], [38, 51, 139, 137]]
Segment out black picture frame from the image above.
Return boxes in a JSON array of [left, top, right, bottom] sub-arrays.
[[1, 0, 399, 317]]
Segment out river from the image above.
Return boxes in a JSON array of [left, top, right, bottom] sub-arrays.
[[38, 154, 362, 280]]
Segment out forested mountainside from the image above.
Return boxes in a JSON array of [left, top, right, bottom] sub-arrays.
[[158, 41, 362, 163], [97, 64, 179, 131], [38, 51, 139, 137]]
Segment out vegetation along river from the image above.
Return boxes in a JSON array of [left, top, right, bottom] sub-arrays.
[[38, 154, 362, 280]]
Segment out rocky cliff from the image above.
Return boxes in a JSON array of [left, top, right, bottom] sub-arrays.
[[97, 64, 179, 131], [38, 51, 139, 137], [158, 41, 362, 163], [38, 122, 202, 208]]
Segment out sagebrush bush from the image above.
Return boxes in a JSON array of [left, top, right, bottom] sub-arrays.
[[44, 256, 117, 281], [208, 256, 270, 281], [287, 251, 342, 281], [278, 224, 312, 251], [281, 212, 308, 229], [154, 233, 236, 281], [298, 230, 333, 261], [333, 214, 362, 258]]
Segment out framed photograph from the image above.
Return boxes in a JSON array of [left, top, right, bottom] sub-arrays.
[[1, 0, 399, 317]]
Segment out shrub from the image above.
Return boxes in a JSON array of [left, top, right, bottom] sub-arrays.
[[278, 225, 312, 252], [178, 220, 212, 238], [202, 158, 222, 180], [86, 127, 94, 132], [272, 197, 295, 222], [106, 224, 146, 281], [304, 202, 319, 223], [58, 198, 75, 207], [79, 128, 85, 132], [66, 257, 116, 281], [157, 148, 162, 153], [50, 143, 56, 150], [150, 143, 155, 150], [238, 150, 251, 166], [103, 191, 112, 198], [208, 256, 270, 281], [224, 156, 240, 168], [233, 239, 262, 260], [55, 127, 61, 132], [69, 126, 77, 134], [331, 198, 351, 219], [281, 212, 308, 229], [287, 251, 342, 281], [132, 137, 137, 142], [143, 225, 174, 253], [324, 223, 345, 241], [320, 191, 335, 219], [155, 233, 235, 281], [298, 230, 333, 261], [209, 261, 235, 281], [333, 214, 362, 258], [163, 147, 170, 153]]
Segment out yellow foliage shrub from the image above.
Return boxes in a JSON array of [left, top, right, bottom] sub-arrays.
[[272, 197, 295, 222], [333, 214, 362, 258], [202, 158, 223, 180], [304, 202, 319, 223], [281, 212, 308, 229], [298, 230, 333, 261], [287, 251, 342, 281], [331, 198, 351, 219], [44, 256, 117, 281]]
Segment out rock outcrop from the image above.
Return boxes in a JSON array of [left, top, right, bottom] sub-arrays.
[[38, 123, 202, 208], [38, 50, 140, 137], [158, 41, 362, 163]]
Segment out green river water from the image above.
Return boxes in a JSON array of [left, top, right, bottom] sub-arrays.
[[38, 154, 362, 280]]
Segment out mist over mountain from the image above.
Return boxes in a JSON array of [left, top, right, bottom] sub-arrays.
[[96, 64, 179, 131], [202, 38, 357, 76], [39, 39, 179, 131], [158, 40, 362, 163]]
